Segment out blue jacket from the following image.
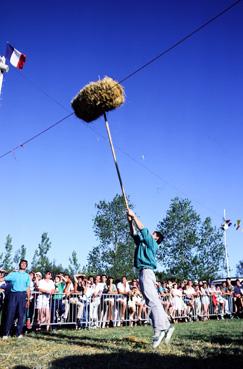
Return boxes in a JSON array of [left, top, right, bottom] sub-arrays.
[[133, 228, 158, 270]]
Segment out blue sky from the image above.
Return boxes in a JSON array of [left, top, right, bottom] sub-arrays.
[[0, 0, 242, 275]]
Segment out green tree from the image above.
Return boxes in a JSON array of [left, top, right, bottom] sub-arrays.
[[31, 232, 52, 275], [2, 235, 14, 271], [86, 194, 135, 279], [49, 260, 68, 276], [157, 197, 225, 281], [68, 250, 81, 276], [236, 260, 243, 276], [194, 217, 225, 280], [157, 198, 200, 280], [13, 245, 27, 268]]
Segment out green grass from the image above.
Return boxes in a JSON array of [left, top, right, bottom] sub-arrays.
[[0, 320, 242, 369]]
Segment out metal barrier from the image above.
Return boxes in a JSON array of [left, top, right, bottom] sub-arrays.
[[160, 293, 235, 322], [26, 292, 149, 330], [0, 291, 237, 332]]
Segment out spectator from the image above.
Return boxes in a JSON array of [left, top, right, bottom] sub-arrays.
[[34, 272, 42, 290], [128, 286, 144, 325], [2, 259, 30, 339], [51, 275, 65, 323], [0, 269, 7, 330], [221, 281, 233, 317], [62, 274, 74, 321], [36, 271, 55, 331], [170, 282, 185, 321], [183, 281, 195, 319], [27, 271, 36, 329], [103, 276, 117, 327], [215, 285, 225, 319], [90, 275, 104, 327], [81, 279, 94, 327], [200, 282, 210, 320], [159, 281, 170, 315], [193, 283, 202, 320], [225, 278, 234, 316], [233, 279, 243, 317], [117, 276, 131, 322], [73, 274, 85, 328], [0, 269, 7, 306]]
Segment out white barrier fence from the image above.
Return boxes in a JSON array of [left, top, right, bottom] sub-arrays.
[[0, 291, 237, 331]]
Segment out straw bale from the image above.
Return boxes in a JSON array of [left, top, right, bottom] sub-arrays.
[[71, 76, 125, 122]]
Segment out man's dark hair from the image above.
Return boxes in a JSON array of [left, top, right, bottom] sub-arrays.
[[19, 259, 28, 268], [154, 231, 164, 244]]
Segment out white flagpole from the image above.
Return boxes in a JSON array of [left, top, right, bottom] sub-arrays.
[[223, 209, 230, 277], [0, 56, 9, 96]]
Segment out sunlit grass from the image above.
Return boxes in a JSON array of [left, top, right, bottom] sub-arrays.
[[0, 320, 242, 369]]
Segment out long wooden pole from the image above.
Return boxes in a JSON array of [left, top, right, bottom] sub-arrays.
[[104, 112, 129, 210]]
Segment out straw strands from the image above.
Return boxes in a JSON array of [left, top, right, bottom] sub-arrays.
[[71, 76, 125, 122]]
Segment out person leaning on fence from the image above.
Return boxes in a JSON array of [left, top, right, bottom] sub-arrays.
[[73, 274, 86, 328], [62, 274, 74, 322], [2, 259, 31, 339], [233, 279, 243, 317], [127, 208, 174, 349], [116, 275, 131, 323], [103, 276, 117, 327], [36, 271, 55, 331], [224, 278, 234, 317], [200, 282, 210, 320], [183, 281, 195, 318], [51, 274, 66, 324]]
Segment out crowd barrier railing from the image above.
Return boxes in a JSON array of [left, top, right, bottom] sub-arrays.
[[0, 291, 238, 331], [160, 293, 235, 322], [26, 292, 149, 330]]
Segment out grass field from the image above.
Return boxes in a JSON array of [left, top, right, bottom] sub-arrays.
[[0, 320, 242, 369]]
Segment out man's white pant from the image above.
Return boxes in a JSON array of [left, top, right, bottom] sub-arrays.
[[139, 268, 170, 332]]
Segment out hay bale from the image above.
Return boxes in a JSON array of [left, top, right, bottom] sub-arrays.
[[71, 76, 125, 122]]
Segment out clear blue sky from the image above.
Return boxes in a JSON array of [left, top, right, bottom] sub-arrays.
[[0, 0, 242, 275]]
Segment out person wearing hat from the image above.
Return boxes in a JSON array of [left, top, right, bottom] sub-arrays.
[[2, 259, 30, 339]]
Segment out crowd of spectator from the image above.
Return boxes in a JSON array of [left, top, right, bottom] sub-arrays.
[[0, 263, 243, 338]]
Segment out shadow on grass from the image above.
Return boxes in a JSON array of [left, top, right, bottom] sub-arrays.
[[29, 331, 128, 351], [181, 332, 243, 346], [12, 351, 243, 369]]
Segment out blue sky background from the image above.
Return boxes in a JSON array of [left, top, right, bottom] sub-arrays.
[[0, 0, 242, 275]]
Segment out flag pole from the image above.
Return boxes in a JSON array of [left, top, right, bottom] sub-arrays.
[[223, 209, 230, 277], [0, 56, 9, 96]]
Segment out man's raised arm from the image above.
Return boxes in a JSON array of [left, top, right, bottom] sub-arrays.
[[127, 208, 144, 232]]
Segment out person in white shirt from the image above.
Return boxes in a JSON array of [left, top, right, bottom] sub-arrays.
[[117, 276, 131, 322], [36, 271, 55, 331]]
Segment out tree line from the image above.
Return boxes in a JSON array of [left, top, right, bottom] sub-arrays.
[[0, 195, 242, 280]]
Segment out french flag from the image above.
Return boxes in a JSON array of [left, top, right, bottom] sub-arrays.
[[5, 43, 26, 69]]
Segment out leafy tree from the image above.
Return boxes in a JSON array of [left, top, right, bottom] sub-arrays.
[[13, 245, 27, 268], [193, 217, 225, 281], [86, 246, 103, 276], [236, 260, 243, 276], [157, 197, 225, 281], [86, 194, 135, 279], [68, 250, 81, 276], [31, 232, 52, 275], [157, 198, 200, 280], [49, 260, 68, 276], [2, 235, 14, 271]]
